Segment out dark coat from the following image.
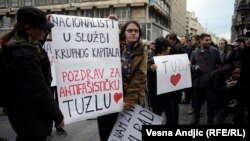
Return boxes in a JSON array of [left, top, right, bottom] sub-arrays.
[[120, 41, 147, 105], [213, 70, 248, 110], [2, 39, 63, 137], [237, 47, 250, 87], [190, 46, 222, 88]]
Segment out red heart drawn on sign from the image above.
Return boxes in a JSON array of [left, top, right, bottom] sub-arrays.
[[114, 92, 123, 103], [170, 73, 181, 86]]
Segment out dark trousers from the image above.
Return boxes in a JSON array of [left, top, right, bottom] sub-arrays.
[[50, 86, 58, 105], [174, 91, 182, 124], [16, 135, 52, 141], [97, 112, 119, 141], [193, 87, 216, 124], [234, 105, 249, 125], [148, 90, 179, 125], [183, 88, 192, 103]]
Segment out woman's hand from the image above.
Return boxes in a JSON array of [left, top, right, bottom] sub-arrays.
[[107, 14, 118, 21], [226, 80, 237, 89], [228, 99, 237, 108], [123, 102, 133, 111], [46, 14, 52, 22], [150, 64, 157, 72], [56, 119, 65, 129]]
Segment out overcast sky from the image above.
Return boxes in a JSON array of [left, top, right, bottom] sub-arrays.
[[187, 0, 235, 39]]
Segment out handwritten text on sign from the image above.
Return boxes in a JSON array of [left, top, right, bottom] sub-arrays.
[[108, 104, 163, 141], [42, 42, 57, 87], [153, 54, 192, 95], [51, 14, 123, 124]]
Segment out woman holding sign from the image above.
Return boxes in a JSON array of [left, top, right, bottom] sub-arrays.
[[97, 20, 147, 141], [147, 37, 177, 125]]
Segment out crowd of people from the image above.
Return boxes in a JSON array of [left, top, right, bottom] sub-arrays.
[[0, 5, 249, 141], [145, 31, 250, 125]]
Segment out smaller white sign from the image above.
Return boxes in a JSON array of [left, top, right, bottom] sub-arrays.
[[154, 54, 192, 95], [108, 104, 163, 141]]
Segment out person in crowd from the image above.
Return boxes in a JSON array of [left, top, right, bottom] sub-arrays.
[[180, 35, 191, 105], [190, 33, 222, 125], [179, 36, 189, 50], [186, 35, 200, 59], [147, 36, 177, 124], [0, 6, 64, 141], [218, 38, 232, 64], [50, 86, 67, 137], [0, 33, 7, 116], [185, 34, 200, 114], [213, 61, 247, 124], [147, 42, 155, 56], [208, 36, 218, 48], [227, 38, 244, 64], [166, 33, 186, 54], [97, 20, 147, 141], [236, 32, 250, 125], [165, 33, 186, 124]]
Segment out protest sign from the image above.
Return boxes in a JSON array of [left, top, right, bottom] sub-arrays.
[[42, 42, 57, 87], [154, 54, 192, 95], [51, 14, 123, 124], [108, 104, 163, 141]]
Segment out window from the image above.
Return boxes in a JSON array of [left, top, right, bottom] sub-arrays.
[[75, 10, 81, 16], [3, 16, 11, 27], [0, 0, 6, 8], [47, 0, 52, 4], [140, 23, 146, 40], [82, 9, 94, 17], [152, 24, 162, 41], [11, 0, 19, 7], [97, 9, 110, 18], [52, 0, 61, 4], [21, 0, 32, 6], [61, 0, 69, 3], [67, 11, 76, 16], [36, 0, 46, 5], [147, 30, 151, 41], [116, 8, 129, 19], [146, 23, 152, 41], [68, 0, 75, 3]]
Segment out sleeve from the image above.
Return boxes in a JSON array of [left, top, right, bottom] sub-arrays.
[[190, 50, 197, 70], [147, 55, 155, 74], [124, 52, 147, 105], [215, 49, 223, 65], [8, 53, 63, 124]]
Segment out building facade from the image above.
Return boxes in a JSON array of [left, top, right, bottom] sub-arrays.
[[0, 0, 175, 43], [168, 0, 186, 36], [186, 11, 203, 36], [231, 0, 250, 42]]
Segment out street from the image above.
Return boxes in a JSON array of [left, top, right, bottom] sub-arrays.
[[0, 102, 211, 141], [1, 94, 236, 141]]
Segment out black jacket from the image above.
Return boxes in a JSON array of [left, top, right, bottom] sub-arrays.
[[213, 70, 247, 110], [2, 39, 63, 137]]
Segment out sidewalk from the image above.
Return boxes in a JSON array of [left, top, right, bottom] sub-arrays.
[[0, 112, 100, 141], [1, 103, 230, 141]]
